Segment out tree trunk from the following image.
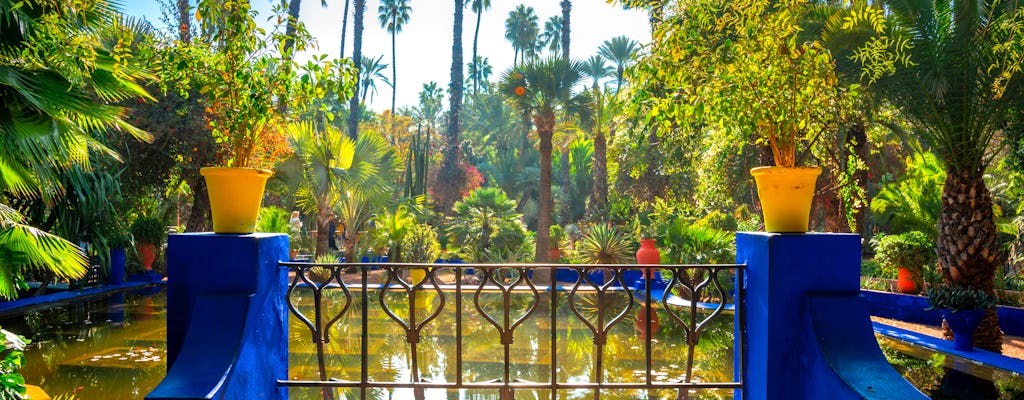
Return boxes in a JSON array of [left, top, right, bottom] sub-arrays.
[[559, 148, 572, 225], [472, 5, 482, 96], [177, 0, 190, 42], [340, 0, 350, 57], [534, 114, 554, 264], [346, 0, 366, 140], [315, 213, 330, 257], [436, 0, 466, 215], [938, 169, 1003, 353], [283, 0, 303, 58], [590, 129, 608, 219], [185, 172, 211, 232], [390, 28, 397, 116], [560, 1, 571, 60], [849, 121, 869, 234]]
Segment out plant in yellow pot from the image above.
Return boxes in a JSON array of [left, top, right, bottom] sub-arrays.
[[186, 1, 307, 233], [630, 0, 847, 232]]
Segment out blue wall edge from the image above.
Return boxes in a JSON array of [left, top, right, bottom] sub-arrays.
[[863, 289, 1024, 337]]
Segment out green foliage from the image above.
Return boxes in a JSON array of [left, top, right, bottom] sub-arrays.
[[130, 216, 166, 245], [871, 231, 934, 275], [0, 328, 27, 399], [631, 0, 844, 167], [871, 153, 944, 238], [926, 285, 996, 312], [549, 224, 566, 248], [257, 207, 291, 234], [449, 187, 528, 262], [574, 224, 633, 264], [696, 210, 737, 232], [376, 205, 416, 262], [400, 223, 441, 263]]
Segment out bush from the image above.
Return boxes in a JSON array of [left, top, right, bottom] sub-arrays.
[[129, 216, 166, 245], [926, 285, 996, 312], [872, 231, 934, 277], [400, 224, 441, 264], [257, 206, 290, 234]]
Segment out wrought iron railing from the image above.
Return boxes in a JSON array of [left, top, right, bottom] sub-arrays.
[[278, 262, 744, 400]]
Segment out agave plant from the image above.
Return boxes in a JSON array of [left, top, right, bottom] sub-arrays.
[[575, 224, 633, 265]]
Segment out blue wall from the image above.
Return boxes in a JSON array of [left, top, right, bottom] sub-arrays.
[[864, 289, 1024, 337], [147, 233, 288, 400]]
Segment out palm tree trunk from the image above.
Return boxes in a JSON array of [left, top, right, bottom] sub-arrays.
[[535, 115, 554, 263], [560, 0, 570, 60], [177, 0, 190, 42], [591, 129, 608, 219], [315, 213, 330, 257], [436, 0, 466, 215], [938, 169, 1003, 353], [283, 0, 303, 58], [391, 28, 398, 115], [340, 0, 350, 57], [559, 148, 571, 225], [347, 0, 366, 140], [472, 8, 482, 96]]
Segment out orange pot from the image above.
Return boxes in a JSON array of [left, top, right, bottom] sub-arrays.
[[897, 267, 918, 294], [138, 243, 157, 271]]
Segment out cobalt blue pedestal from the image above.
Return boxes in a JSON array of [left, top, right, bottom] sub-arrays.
[[108, 248, 126, 285], [735, 232, 926, 400], [147, 233, 288, 400]]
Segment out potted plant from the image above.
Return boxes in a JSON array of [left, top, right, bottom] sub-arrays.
[[656, 3, 840, 232], [549, 225, 566, 261], [872, 231, 934, 294], [130, 216, 166, 272], [926, 285, 996, 351], [189, 1, 298, 233], [107, 232, 133, 285]]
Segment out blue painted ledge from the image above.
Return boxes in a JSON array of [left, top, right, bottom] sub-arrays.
[[873, 322, 1024, 375], [0, 281, 153, 317], [864, 289, 1024, 337]]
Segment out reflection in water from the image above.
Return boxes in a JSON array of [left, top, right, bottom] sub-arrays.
[[5, 287, 168, 400], [287, 288, 736, 400], [877, 336, 1024, 399]]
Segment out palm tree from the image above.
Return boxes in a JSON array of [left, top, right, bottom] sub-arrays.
[[504, 5, 539, 67], [598, 35, 639, 94], [583, 55, 612, 90], [540, 16, 563, 55], [283, 0, 328, 58], [560, 0, 571, 59], [0, 0, 154, 298], [470, 0, 492, 96], [378, 0, 411, 117], [437, 0, 468, 214], [467, 56, 493, 92], [360, 55, 389, 104], [848, 0, 1024, 352], [346, 0, 366, 139], [588, 86, 621, 220], [500, 57, 594, 262], [339, 0, 350, 56]]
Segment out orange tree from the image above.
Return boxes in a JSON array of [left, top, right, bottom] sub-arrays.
[[499, 57, 593, 263]]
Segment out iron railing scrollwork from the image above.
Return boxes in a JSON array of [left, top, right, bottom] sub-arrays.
[[279, 262, 745, 400]]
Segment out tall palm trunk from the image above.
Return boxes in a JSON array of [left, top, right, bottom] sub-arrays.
[[437, 0, 466, 214], [347, 0, 366, 140], [315, 212, 330, 257], [472, 6, 482, 95], [560, 1, 570, 60], [340, 0, 350, 56], [390, 26, 397, 115], [534, 112, 555, 263], [559, 148, 571, 225], [177, 0, 190, 42], [591, 129, 608, 219], [938, 169, 1002, 352], [283, 0, 303, 57]]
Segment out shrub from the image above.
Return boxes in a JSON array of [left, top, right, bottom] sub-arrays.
[[401, 224, 442, 264], [926, 285, 996, 312], [129, 216, 166, 245], [256, 206, 290, 234], [575, 225, 633, 264], [872, 231, 934, 277]]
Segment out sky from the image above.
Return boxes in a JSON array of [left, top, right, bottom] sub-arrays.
[[122, 1, 652, 113]]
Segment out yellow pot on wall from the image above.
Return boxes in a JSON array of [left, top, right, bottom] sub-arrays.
[[750, 166, 821, 233], [201, 167, 273, 234]]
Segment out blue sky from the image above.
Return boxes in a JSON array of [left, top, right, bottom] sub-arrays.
[[121, 1, 652, 113]]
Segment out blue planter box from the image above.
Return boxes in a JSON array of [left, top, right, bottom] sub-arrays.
[[863, 289, 1024, 337]]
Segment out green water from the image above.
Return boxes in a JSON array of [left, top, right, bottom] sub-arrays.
[[286, 289, 737, 400], [878, 336, 1024, 399], [4, 287, 740, 399]]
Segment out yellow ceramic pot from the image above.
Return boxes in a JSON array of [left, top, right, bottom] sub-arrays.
[[200, 167, 273, 234], [750, 166, 821, 233]]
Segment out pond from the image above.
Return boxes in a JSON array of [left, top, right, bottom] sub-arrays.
[[5, 287, 1020, 399]]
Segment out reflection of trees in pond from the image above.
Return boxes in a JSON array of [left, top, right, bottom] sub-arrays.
[[288, 284, 737, 399]]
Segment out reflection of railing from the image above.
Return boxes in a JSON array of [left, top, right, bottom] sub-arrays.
[[278, 262, 745, 400]]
